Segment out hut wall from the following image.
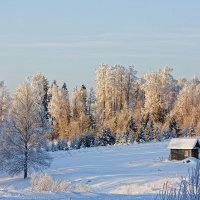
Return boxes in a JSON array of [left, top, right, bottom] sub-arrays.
[[170, 149, 199, 160]]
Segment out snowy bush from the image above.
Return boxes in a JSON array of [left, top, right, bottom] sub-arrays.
[[31, 173, 71, 192], [31, 173, 53, 192], [156, 162, 200, 200], [31, 173, 90, 193]]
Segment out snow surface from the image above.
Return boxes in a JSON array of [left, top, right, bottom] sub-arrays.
[[168, 138, 199, 149], [0, 141, 198, 200]]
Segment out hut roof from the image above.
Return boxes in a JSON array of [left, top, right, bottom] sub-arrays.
[[168, 138, 200, 150]]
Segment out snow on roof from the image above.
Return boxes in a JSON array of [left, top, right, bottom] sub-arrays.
[[168, 138, 199, 150]]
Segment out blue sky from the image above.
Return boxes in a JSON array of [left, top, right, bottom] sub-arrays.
[[0, 0, 200, 91]]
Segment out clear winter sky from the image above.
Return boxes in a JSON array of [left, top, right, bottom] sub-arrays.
[[0, 0, 200, 91]]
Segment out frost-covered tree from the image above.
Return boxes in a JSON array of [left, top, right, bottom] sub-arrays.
[[142, 67, 178, 124], [133, 79, 145, 120], [96, 64, 107, 125], [58, 83, 71, 139], [48, 82, 71, 143], [87, 87, 96, 130], [48, 81, 60, 143], [171, 77, 200, 133], [0, 81, 10, 124], [0, 82, 52, 179], [27, 73, 50, 120], [71, 87, 79, 120], [79, 84, 87, 114], [124, 65, 137, 109], [95, 64, 137, 133], [71, 85, 90, 137]]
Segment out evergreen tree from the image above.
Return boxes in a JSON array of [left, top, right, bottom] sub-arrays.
[[169, 117, 180, 138], [127, 117, 138, 144]]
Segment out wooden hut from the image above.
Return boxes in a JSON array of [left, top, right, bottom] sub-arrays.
[[168, 138, 200, 160]]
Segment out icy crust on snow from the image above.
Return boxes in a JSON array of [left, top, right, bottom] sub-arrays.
[[168, 138, 199, 149], [0, 141, 197, 200]]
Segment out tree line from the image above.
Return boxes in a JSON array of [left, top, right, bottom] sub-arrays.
[[0, 65, 200, 178], [46, 65, 200, 146]]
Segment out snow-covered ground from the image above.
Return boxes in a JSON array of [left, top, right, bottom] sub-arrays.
[[0, 141, 197, 200]]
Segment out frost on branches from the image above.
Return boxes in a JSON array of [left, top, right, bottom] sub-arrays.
[[0, 81, 52, 179], [142, 67, 179, 124], [1, 65, 200, 155], [48, 82, 71, 142], [0, 81, 10, 124], [95, 64, 137, 133]]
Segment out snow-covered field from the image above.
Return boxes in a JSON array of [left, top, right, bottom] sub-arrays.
[[0, 141, 197, 200]]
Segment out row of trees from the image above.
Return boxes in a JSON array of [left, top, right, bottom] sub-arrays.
[[96, 65, 200, 141], [1, 66, 200, 144], [0, 65, 200, 179], [1, 64, 200, 177]]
